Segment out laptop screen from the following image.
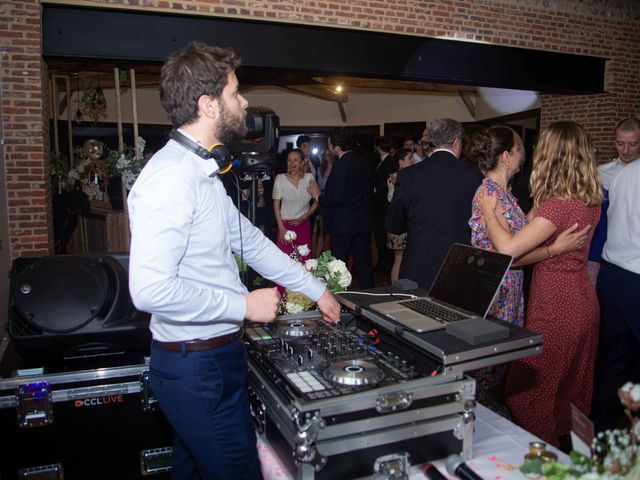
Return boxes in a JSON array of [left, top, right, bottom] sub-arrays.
[[428, 243, 513, 317]]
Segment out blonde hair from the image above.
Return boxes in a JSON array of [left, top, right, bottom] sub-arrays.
[[530, 121, 603, 208]]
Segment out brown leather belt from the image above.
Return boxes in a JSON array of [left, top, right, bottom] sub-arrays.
[[155, 329, 243, 352]]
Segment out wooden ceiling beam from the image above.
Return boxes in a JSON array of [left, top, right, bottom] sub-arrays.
[[281, 85, 348, 103], [458, 90, 476, 119]]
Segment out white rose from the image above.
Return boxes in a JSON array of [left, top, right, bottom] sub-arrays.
[[284, 230, 297, 242], [337, 270, 352, 288], [297, 244, 310, 257], [305, 259, 318, 272], [630, 384, 640, 402], [327, 259, 342, 275]]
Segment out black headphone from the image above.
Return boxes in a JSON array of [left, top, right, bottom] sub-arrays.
[[169, 129, 234, 174]]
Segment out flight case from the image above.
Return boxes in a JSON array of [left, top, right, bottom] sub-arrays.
[[0, 339, 172, 480], [245, 285, 542, 479], [246, 312, 475, 480]]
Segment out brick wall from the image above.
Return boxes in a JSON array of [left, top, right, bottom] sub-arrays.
[[1, 0, 52, 260], [1, 0, 639, 259]]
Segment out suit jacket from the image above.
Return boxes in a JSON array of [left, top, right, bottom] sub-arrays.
[[320, 150, 373, 235], [373, 153, 396, 214], [386, 150, 482, 289]]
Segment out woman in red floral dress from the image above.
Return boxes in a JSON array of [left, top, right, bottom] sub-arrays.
[[466, 125, 589, 417], [477, 121, 602, 446]]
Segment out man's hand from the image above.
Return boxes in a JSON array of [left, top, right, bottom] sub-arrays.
[[245, 287, 281, 323], [307, 180, 320, 201], [316, 289, 341, 324]]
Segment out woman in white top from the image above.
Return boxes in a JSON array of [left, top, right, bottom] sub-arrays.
[[273, 149, 317, 263]]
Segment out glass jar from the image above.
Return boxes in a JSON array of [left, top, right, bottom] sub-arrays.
[[524, 441, 546, 462], [524, 441, 559, 464], [541, 449, 558, 463]]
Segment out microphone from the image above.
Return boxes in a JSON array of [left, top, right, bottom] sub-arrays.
[[422, 463, 448, 480], [446, 455, 484, 480]]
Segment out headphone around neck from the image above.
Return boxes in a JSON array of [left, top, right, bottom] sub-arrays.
[[169, 129, 234, 174]]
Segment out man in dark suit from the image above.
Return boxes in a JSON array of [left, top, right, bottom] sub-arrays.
[[309, 129, 374, 289], [373, 136, 396, 273], [386, 118, 482, 290]]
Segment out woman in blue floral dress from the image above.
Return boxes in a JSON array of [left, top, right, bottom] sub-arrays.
[[465, 126, 589, 415]]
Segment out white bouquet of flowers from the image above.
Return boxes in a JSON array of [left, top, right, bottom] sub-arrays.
[[280, 237, 352, 314], [314, 250, 352, 292]]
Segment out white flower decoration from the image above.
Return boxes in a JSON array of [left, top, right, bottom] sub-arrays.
[[630, 384, 640, 402], [337, 270, 352, 289], [284, 230, 297, 242], [304, 259, 318, 272], [327, 259, 343, 275], [297, 244, 310, 257]]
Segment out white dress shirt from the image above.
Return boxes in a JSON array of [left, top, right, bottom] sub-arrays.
[[598, 158, 626, 191], [128, 135, 326, 342], [602, 158, 640, 274]]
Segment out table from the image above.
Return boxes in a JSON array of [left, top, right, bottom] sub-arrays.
[[258, 404, 569, 479]]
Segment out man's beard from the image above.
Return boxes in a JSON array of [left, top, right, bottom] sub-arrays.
[[216, 100, 247, 144]]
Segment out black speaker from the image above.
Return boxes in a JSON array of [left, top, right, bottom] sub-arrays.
[[8, 253, 151, 368]]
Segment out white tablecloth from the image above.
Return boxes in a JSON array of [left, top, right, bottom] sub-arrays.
[[258, 404, 569, 479]]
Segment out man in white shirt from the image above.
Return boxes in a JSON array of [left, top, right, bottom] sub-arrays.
[[591, 117, 640, 433], [128, 42, 339, 479], [588, 117, 640, 265]]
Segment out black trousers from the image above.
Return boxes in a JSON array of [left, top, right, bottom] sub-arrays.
[[590, 260, 640, 433], [330, 232, 374, 290], [373, 207, 393, 271]]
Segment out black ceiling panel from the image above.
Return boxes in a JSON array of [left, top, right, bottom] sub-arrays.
[[42, 4, 607, 94]]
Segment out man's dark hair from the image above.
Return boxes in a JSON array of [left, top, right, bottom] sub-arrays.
[[296, 135, 311, 147], [160, 41, 241, 128], [391, 148, 413, 172], [374, 136, 393, 152], [328, 128, 353, 151]]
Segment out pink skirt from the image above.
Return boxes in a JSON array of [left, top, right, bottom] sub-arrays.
[[276, 218, 312, 294]]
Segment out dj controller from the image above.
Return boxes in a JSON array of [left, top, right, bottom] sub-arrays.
[[244, 316, 437, 403]]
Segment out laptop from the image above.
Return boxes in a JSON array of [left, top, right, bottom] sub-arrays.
[[371, 243, 513, 332]]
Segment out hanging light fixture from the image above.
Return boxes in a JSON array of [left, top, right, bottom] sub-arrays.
[[79, 73, 108, 123], [93, 73, 107, 113], [73, 74, 83, 125]]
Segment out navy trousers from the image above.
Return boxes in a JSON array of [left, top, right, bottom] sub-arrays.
[[149, 339, 261, 480], [591, 260, 640, 433]]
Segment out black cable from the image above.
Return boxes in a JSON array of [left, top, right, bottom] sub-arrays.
[[228, 169, 246, 286]]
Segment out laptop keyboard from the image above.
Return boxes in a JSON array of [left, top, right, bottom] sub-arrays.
[[401, 299, 467, 323]]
